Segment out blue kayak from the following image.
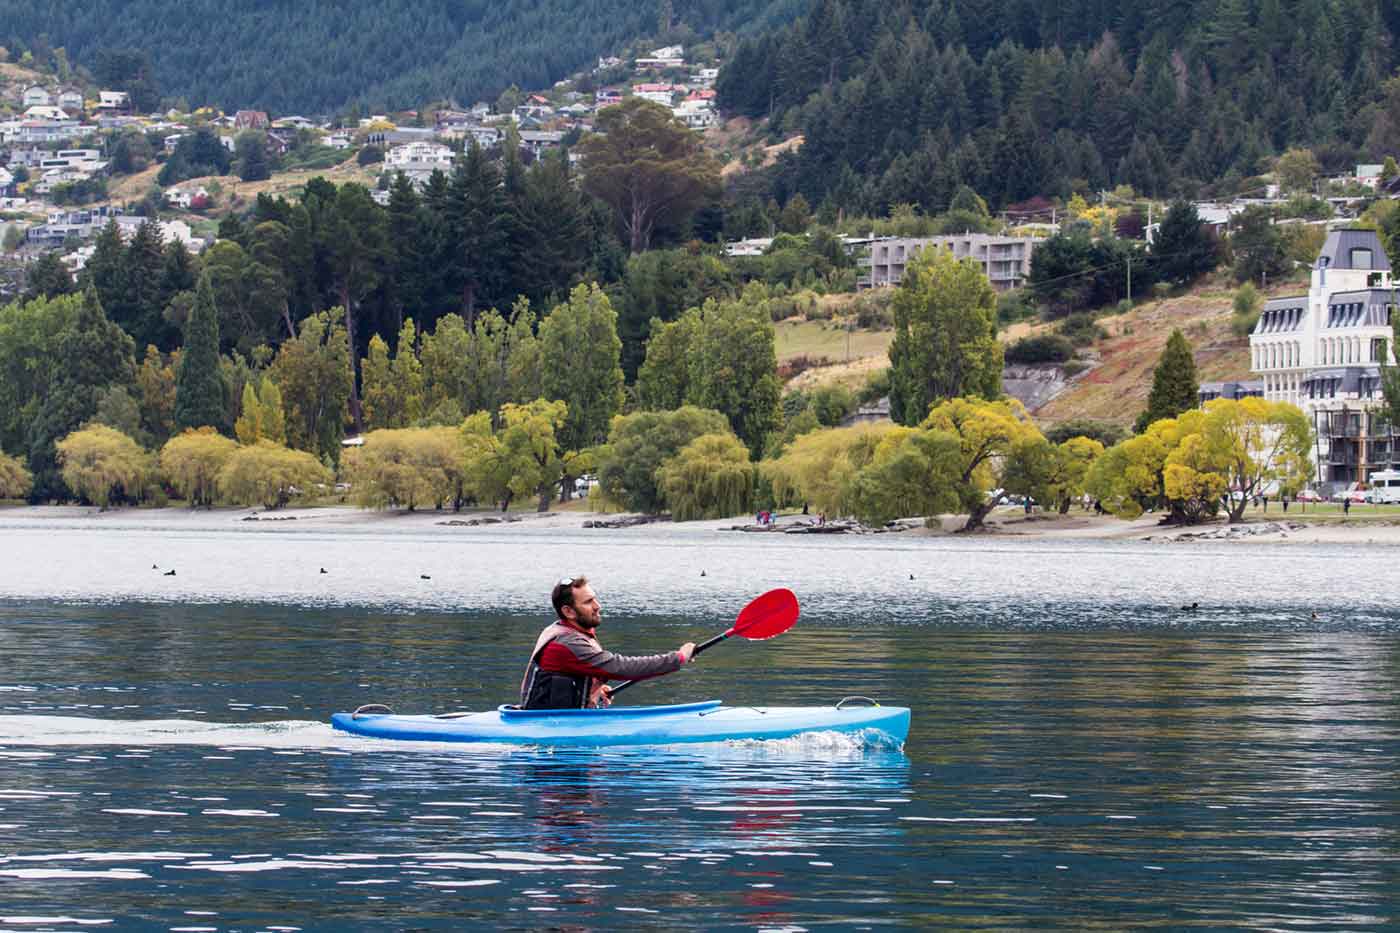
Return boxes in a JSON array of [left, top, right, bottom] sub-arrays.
[[330, 699, 910, 747]]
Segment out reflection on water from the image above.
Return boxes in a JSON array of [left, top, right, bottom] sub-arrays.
[[2, 523, 1400, 926]]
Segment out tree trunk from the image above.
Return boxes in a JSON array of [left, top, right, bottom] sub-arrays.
[[537, 484, 552, 512], [1059, 498, 1071, 515], [960, 499, 996, 531], [1229, 501, 1247, 523]]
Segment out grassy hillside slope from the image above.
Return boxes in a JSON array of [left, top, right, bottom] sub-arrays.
[[775, 274, 1272, 424]]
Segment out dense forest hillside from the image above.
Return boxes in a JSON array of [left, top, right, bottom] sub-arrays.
[[0, 0, 804, 113], [718, 0, 1400, 211]]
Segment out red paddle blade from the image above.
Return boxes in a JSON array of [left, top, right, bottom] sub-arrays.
[[729, 588, 799, 640]]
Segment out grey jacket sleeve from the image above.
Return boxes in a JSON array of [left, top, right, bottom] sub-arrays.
[[559, 630, 685, 680]]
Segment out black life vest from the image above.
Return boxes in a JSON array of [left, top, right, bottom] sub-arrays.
[[519, 622, 592, 710]]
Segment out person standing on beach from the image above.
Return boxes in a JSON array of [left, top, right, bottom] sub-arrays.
[[519, 576, 694, 709]]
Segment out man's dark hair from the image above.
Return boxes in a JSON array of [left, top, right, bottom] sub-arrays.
[[551, 575, 588, 618]]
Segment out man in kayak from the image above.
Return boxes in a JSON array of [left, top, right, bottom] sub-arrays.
[[520, 576, 695, 709]]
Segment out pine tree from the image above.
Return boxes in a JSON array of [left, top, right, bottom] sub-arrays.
[[1134, 330, 1199, 433], [175, 272, 228, 431], [1152, 201, 1219, 286]]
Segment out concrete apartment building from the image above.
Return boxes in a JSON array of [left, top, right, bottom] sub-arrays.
[[855, 234, 1039, 291], [1249, 228, 1400, 488]]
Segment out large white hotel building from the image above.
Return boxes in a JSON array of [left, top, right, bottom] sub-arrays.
[[1245, 228, 1397, 487]]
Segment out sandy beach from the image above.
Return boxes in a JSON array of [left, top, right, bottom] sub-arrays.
[[3, 502, 1399, 545]]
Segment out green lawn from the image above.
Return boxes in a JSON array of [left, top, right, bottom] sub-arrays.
[[774, 319, 893, 363], [1238, 500, 1400, 521]]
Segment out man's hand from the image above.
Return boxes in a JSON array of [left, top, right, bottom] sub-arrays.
[[589, 682, 612, 707], [678, 642, 696, 663]]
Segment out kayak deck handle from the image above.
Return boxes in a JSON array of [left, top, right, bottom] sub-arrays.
[[352, 703, 395, 719], [836, 696, 881, 709]]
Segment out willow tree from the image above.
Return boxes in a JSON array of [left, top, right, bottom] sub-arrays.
[[888, 248, 1002, 426], [55, 424, 152, 509], [656, 432, 755, 521], [579, 97, 721, 253], [595, 405, 730, 514], [343, 427, 464, 511], [217, 440, 331, 510], [763, 422, 901, 518], [159, 427, 238, 507], [1197, 397, 1312, 523], [921, 397, 1044, 531], [0, 448, 33, 499]]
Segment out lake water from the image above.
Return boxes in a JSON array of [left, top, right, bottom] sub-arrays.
[[2, 513, 1400, 929]]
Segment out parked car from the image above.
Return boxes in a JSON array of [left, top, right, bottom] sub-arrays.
[[1330, 483, 1368, 504], [1294, 488, 1325, 503]]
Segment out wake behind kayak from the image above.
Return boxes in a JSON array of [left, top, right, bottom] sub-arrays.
[[330, 699, 911, 747]]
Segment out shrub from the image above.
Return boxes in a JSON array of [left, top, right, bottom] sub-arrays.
[[852, 291, 894, 329], [1062, 359, 1089, 377], [996, 289, 1036, 326], [1044, 418, 1126, 446], [356, 144, 384, 166], [1004, 334, 1075, 365], [859, 368, 891, 404], [776, 354, 832, 380], [1057, 312, 1106, 347]]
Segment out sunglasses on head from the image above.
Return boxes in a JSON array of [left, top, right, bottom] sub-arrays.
[[558, 576, 575, 586]]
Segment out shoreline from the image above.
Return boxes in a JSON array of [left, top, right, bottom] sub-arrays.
[[2, 503, 1399, 545]]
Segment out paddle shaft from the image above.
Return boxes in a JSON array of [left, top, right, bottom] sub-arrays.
[[607, 630, 730, 698]]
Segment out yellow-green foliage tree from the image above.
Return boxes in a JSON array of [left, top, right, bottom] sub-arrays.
[[656, 431, 755, 521], [0, 448, 33, 499], [920, 397, 1044, 530], [343, 426, 464, 510], [1086, 413, 1200, 520], [1198, 398, 1312, 522], [1162, 431, 1229, 524], [1005, 435, 1106, 514], [233, 377, 286, 446], [55, 424, 152, 509], [136, 345, 179, 446], [217, 440, 331, 510], [764, 422, 902, 518], [160, 427, 239, 507], [846, 425, 962, 525], [360, 320, 424, 430], [460, 400, 577, 512], [234, 382, 262, 445], [1089, 400, 1311, 525]]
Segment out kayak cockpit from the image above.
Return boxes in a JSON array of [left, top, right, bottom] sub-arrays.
[[495, 699, 723, 719]]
